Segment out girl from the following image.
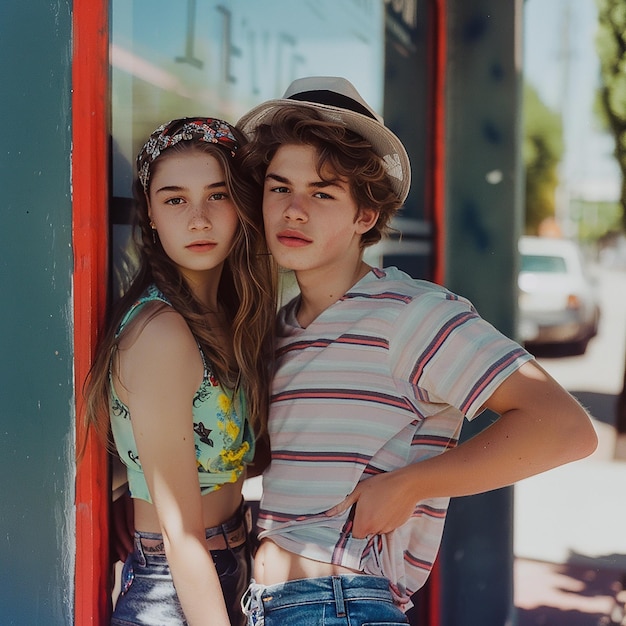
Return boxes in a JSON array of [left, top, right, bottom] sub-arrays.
[[83, 117, 275, 625]]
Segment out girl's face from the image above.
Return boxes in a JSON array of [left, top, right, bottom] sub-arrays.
[[148, 150, 239, 288]]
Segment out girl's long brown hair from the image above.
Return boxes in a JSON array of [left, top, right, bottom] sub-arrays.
[[82, 129, 276, 455]]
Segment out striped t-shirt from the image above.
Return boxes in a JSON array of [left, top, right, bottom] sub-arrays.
[[258, 266, 532, 609]]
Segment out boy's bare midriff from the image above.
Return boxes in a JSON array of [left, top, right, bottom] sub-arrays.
[[253, 538, 362, 585]]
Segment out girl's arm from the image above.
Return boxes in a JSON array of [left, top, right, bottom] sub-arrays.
[[118, 308, 231, 626], [327, 359, 598, 538]]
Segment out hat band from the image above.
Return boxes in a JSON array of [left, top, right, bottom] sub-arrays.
[[287, 90, 378, 121]]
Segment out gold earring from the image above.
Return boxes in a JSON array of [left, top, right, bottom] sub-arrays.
[[150, 222, 157, 244]]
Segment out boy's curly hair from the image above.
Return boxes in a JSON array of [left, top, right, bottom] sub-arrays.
[[239, 105, 403, 248]]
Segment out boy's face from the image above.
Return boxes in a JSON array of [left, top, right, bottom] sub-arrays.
[[262, 143, 377, 275]]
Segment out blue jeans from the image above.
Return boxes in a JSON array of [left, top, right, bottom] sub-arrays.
[[241, 575, 409, 626], [111, 505, 251, 626]]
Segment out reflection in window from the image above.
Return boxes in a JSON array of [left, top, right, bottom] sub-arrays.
[[521, 254, 568, 274]]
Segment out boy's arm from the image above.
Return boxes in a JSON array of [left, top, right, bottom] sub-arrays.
[[326, 359, 598, 539]]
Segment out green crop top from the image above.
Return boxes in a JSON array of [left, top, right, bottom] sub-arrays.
[[109, 285, 255, 503]]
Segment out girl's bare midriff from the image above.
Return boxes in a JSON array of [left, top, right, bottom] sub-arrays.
[[133, 475, 245, 533], [253, 538, 362, 585]]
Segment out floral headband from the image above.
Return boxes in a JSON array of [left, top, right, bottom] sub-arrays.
[[136, 117, 240, 192]]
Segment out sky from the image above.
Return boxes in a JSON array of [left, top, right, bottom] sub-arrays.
[[524, 0, 621, 202]]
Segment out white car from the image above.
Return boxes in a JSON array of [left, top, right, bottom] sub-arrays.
[[518, 236, 600, 354]]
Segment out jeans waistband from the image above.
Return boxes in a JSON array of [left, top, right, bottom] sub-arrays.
[[134, 501, 250, 562], [242, 575, 393, 620]]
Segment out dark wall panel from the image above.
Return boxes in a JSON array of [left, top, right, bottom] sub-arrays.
[[440, 1, 524, 625], [0, 2, 74, 624]]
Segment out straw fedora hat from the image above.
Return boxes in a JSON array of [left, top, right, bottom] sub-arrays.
[[237, 76, 411, 203]]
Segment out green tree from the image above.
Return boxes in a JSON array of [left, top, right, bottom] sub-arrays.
[[595, 0, 626, 230], [523, 82, 564, 234]]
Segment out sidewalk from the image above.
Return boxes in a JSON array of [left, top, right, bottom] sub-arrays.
[[514, 415, 626, 625]]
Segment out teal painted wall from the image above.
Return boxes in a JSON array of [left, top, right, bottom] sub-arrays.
[[440, 1, 524, 625], [444, 1, 523, 332], [0, 1, 75, 624]]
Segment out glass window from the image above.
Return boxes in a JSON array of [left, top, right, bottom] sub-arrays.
[[521, 254, 568, 274], [107, 0, 432, 611], [110, 0, 431, 288]]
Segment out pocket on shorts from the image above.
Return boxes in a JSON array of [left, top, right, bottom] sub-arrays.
[[212, 543, 246, 577]]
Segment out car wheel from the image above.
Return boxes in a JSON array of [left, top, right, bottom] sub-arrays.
[[590, 309, 600, 338], [570, 336, 589, 356]]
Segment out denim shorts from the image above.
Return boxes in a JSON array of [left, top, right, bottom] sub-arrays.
[[111, 504, 251, 626], [241, 575, 409, 626]]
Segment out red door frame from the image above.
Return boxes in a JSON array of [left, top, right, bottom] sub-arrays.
[[422, 0, 447, 623], [69, 0, 446, 622], [428, 0, 447, 290], [72, 0, 110, 623]]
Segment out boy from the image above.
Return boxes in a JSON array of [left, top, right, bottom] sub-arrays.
[[237, 76, 597, 625]]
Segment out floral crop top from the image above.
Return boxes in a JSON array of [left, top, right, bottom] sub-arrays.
[[109, 285, 255, 503]]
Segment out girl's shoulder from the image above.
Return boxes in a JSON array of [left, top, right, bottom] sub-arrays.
[[114, 293, 202, 395], [116, 285, 171, 336], [116, 286, 195, 357]]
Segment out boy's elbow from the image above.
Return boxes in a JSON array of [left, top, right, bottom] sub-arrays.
[[567, 414, 598, 461], [579, 424, 599, 459]]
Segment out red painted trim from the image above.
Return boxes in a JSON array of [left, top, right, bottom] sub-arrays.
[[426, 0, 447, 287], [72, 0, 110, 623], [425, 0, 447, 623], [427, 557, 442, 626]]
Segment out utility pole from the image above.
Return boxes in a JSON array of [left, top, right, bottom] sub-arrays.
[[555, 0, 573, 237]]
